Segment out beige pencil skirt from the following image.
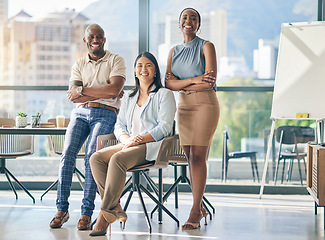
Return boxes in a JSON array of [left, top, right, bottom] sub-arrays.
[[177, 89, 220, 146]]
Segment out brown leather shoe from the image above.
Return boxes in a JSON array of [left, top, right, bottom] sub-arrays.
[[77, 215, 91, 230], [50, 211, 69, 228]]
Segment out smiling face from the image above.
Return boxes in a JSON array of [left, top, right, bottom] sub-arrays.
[[179, 8, 200, 35], [135, 56, 156, 86], [83, 25, 106, 60]]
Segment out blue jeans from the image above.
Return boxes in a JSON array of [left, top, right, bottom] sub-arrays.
[[56, 107, 116, 217]]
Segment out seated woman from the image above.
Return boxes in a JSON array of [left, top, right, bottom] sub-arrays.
[[89, 52, 176, 236]]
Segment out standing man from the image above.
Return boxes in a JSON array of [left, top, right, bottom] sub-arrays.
[[49, 24, 126, 230]]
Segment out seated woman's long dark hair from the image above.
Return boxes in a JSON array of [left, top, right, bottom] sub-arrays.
[[129, 52, 163, 98]]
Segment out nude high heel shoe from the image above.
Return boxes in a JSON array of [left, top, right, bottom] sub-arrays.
[[99, 209, 117, 235], [182, 209, 208, 230], [89, 228, 107, 236], [116, 211, 128, 229], [182, 221, 201, 230], [202, 211, 208, 226]]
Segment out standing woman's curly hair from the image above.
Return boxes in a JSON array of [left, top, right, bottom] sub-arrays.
[[130, 52, 163, 98]]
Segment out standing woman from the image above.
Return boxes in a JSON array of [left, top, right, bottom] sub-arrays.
[[165, 7, 220, 230]]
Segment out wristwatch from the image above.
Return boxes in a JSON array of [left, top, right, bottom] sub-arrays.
[[76, 86, 83, 96]]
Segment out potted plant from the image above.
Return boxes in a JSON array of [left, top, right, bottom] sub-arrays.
[[16, 112, 28, 128]]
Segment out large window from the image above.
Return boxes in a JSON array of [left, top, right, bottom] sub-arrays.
[[0, 0, 321, 187]]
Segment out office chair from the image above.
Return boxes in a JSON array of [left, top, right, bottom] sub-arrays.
[[222, 126, 259, 182], [0, 118, 35, 203], [97, 133, 179, 233], [274, 125, 314, 185]]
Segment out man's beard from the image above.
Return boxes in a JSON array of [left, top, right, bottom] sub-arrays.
[[92, 50, 102, 56]]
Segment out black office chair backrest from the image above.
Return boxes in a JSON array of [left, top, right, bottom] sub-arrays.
[[275, 126, 314, 144], [300, 127, 315, 142]]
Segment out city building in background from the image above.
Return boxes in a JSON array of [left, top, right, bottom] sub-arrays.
[[218, 56, 254, 83], [253, 39, 279, 80], [0, 8, 89, 118]]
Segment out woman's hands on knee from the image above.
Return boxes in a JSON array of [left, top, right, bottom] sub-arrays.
[[122, 135, 143, 150]]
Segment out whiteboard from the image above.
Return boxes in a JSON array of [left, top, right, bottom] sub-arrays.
[[271, 21, 325, 120]]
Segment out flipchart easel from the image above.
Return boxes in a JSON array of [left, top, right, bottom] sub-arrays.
[[259, 21, 325, 198]]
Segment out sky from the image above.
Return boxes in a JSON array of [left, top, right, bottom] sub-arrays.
[[8, 0, 98, 18]]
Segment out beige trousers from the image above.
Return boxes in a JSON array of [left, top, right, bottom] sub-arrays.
[[89, 143, 147, 211]]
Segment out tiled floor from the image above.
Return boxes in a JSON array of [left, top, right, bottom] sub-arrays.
[[0, 190, 324, 240]]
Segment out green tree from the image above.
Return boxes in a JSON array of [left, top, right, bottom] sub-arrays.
[[209, 78, 273, 158]]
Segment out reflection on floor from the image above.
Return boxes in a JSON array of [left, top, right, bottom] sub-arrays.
[[0, 190, 324, 240]]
